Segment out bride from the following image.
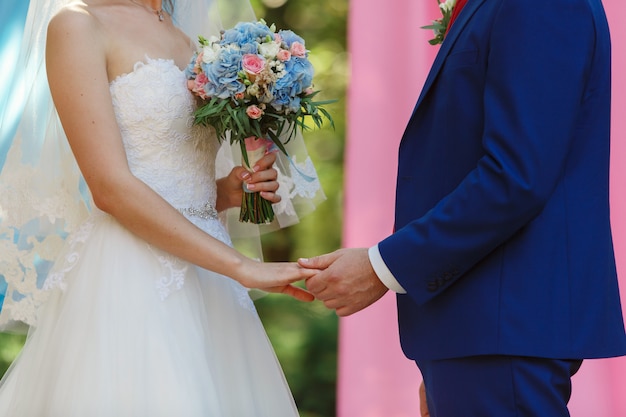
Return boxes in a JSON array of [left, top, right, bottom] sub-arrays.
[[0, 0, 320, 415]]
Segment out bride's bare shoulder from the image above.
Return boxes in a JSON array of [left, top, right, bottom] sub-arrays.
[[48, 2, 102, 41], [46, 2, 109, 78]]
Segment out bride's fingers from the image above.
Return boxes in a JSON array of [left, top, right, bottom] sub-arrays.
[[259, 190, 281, 204], [282, 285, 315, 302], [253, 151, 278, 171], [296, 265, 321, 280], [247, 167, 278, 184], [247, 178, 278, 192], [260, 285, 315, 302], [245, 170, 279, 196]]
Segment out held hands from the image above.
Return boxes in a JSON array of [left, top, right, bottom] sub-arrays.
[[298, 248, 388, 316], [216, 151, 281, 212], [215, 154, 391, 310], [237, 259, 319, 303]]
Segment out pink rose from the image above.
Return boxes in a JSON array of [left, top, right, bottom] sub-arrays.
[[277, 49, 291, 62], [235, 92, 245, 100], [304, 86, 315, 95], [192, 73, 209, 99], [274, 33, 283, 44], [192, 53, 204, 74], [246, 105, 264, 120], [195, 72, 208, 86], [290, 41, 306, 58], [242, 54, 265, 75]]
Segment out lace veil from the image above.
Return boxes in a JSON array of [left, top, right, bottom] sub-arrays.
[[0, 0, 324, 331]]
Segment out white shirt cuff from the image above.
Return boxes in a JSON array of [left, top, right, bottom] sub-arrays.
[[368, 245, 407, 294]]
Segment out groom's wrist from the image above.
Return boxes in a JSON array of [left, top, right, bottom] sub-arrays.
[[368, 245, 407, 294]]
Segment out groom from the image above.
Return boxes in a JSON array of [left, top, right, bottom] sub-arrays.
[[300, 0, 626, 415]]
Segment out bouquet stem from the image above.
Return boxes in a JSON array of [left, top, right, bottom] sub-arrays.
[[240, 186, 275, 224], [239, 137, 275, 224]]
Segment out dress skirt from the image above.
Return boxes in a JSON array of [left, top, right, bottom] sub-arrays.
[[0, 212, 299, 417]]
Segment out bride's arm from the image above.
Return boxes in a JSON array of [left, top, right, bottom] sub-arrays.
[[46, 9, 315, 300]]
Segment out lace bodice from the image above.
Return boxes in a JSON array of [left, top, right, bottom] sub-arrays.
[[110, 57, 230, 245]]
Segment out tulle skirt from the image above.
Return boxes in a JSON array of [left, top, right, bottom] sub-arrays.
[[0, 213, 298, 417]]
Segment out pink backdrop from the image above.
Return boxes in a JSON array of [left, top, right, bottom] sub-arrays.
[[341, 1, 626, 416]]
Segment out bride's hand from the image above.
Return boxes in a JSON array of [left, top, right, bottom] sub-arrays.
[[261, 284, 316, 302], [239, 261, 319, 302], [216, 152, 281, 211]]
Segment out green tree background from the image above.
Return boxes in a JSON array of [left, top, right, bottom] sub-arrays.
[[0, 1, 347, 416]]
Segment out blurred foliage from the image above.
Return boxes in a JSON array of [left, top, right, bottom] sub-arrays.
[[0, 1, 346, 416], [0, 333, 26, 376]]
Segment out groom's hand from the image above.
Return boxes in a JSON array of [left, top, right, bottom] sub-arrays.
[[298, 248, 388, 316], [419, 381, 430, 416]]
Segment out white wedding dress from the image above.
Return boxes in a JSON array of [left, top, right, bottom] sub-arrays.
[[0, 57, 299, 417]]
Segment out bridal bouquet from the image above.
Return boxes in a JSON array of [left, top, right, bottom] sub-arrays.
[[185, 20, 334, 224]]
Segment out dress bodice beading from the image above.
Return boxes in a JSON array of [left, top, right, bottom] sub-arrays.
[[109, 58, 230, 245]]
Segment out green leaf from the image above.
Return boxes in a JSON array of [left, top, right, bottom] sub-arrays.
[[239, 140, 250, 168], [267, 130, 289, 156]]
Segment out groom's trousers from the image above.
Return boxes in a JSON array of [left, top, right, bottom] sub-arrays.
[[416, 355, 583, 417]]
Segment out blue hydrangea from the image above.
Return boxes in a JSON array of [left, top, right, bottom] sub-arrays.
[[222, 21, 274, 47], [271, 85, 302, 113], [284, 57, 314, 94], [184, 54, 198, 79], [278, 30, 305, 47], [203, 47, 246, 99], [239, 42, 258, 55]]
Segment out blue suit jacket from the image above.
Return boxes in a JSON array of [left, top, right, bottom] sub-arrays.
[[378, 0, 626, 361]]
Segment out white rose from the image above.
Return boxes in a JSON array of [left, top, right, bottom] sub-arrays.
[[247, 84, 261, 98], [202, 44, 220, 63], [258, 42, 281, 59], [439, 0, 456, 13]]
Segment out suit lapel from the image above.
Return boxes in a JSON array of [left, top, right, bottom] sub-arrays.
[[411, 0, 487, 116]]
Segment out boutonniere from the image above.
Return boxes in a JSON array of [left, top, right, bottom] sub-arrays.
[[421, 0, 457, 45]]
